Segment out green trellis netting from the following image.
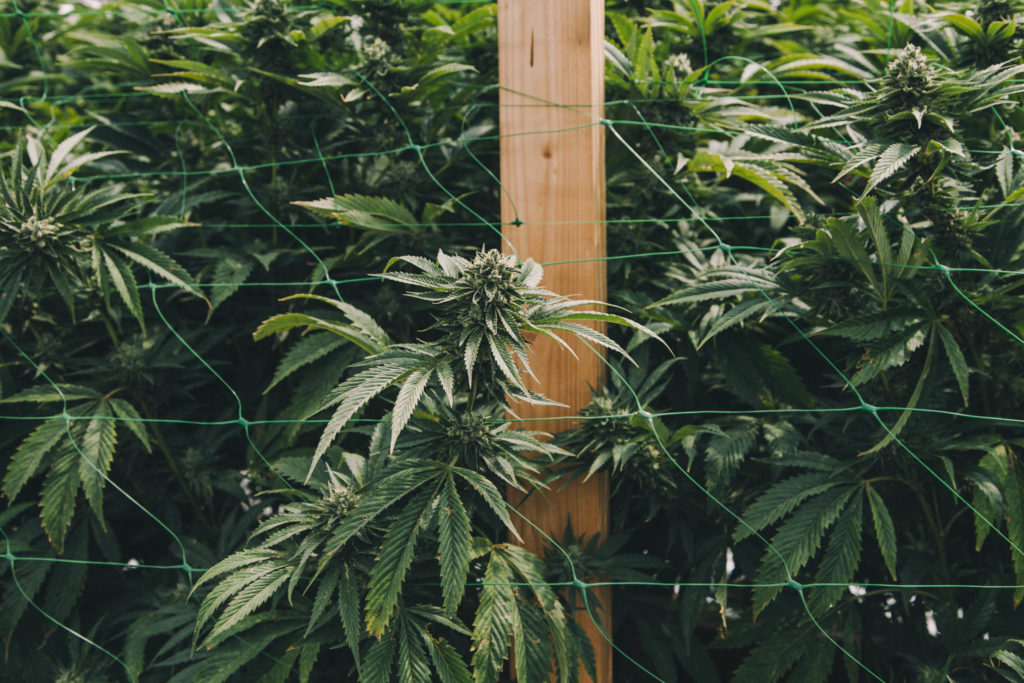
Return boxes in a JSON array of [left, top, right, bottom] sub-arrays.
[[4, 0, 1024, 681]]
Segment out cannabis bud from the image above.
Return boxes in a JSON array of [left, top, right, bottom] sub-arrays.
[[886, 44, 935, 96], [16, 215, 63, 250]]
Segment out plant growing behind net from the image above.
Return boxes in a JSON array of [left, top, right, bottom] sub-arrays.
[[191, 248, 660, 682]]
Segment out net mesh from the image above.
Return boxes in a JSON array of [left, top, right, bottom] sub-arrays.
[[2, 1, 1023, 681]]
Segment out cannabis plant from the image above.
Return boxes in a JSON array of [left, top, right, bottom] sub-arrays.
[[0, 128, 201, 325], [190, 248, 656, 681]]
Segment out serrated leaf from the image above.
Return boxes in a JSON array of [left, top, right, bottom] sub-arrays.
[[40, 447, 81, 553], [450, 466, 519, 540], [322, 461, 442, 558], [362, 631, 396, 683], [137, 81, 216, 94], [265, 332, 346, 392], [255, 313, 380, 355], [426, 636, 472, 683], [863, 143, 919, 196], [41, 525, 88, 623], [278, 294, 390, 351], [337, 565, 362, 667], [396, 613, 433, 683], [705, 419, 759, 491], [112, 243, 202, 298], [365, 488, 434, 636], [197, 560, 291, 648], [109, 398, 151, 453], [996, 148, 1015, 199], [311, 362, 414, 479], [295, 72, 357, 88], [44, 127, 95, 186], [753, 486, 856, 613], [0, 384, 101, 403], [2, 417, 67, 501], [79, 401, 117, 524], [390, 368, 433, 453], [867, 486, 898, 580], [471, 552, 514, 683], [1004, 465, 1024, 606], [936, 324, 970, 405], [209, 254, 254, 311], [100, 248, 144, 325], [734, 472, 838, 541], [438, 475, 472, 615], [809, 493, 863, 614], [294, 194, 417, 231]]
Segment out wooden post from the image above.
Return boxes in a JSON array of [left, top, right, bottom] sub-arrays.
[[498, 1, 610, 682]]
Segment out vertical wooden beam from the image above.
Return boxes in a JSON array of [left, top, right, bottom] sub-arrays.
[[498, 1, 610, 682]]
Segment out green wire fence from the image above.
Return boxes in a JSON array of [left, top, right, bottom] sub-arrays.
[[3, 1, 1024, 681]]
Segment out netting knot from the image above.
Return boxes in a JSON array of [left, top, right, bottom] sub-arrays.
[[237, 417, 250, 428], [860, 403, 877, 414], [636, 409, 654, 422], [572, 578, 589, 591], [787, 579, 803, 591]]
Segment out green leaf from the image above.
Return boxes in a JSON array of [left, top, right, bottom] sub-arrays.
[[192, 548, 282, 600], [866, 486, 898, 580], [40, 447, 81, 553], [944, 13, 984, 40], [809, 493, 864, 614], [450, 465, 519, 540], [265, 332, 347, 392], [305, 564, 339, 638], [753, 486, 856, 613], [79, 401, 117, 524], [111, 242, 202, 299], [298, 643, 321, 683], [311, 363, 415, 480], [365, 488, 435, 636], [426, 636, 472, 683], [438, 475, 472, 615], [322, 461, 442, 558], [863, 143, 919, 196], [471, 551, 514, 683], [396, 612, 433, 683], [935, 325, 970, 405], [42, 525, 88, 623], [278, 294, 390, 351], [1003, 464, 1024, 605], [209, 254, 254, 311], [293, 194, 418, 231], [705, 419, 759, 491], [100, 248, 144, 324], [734, 472, 838, 541], [390, 368, 433, 452], [2, 417, 67, 501], [109, 398, 150, 453], [337, 565, 363, 666], [362, 631, 397, 683], [996, 148, 1015, 199], [196, 559, 291, 648], [254, 313, 383, 355], [0, 384, 101, 403], [732, 626, 814, 683]]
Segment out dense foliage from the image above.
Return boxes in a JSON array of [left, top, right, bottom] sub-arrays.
[[3, 0, 1024, 681]]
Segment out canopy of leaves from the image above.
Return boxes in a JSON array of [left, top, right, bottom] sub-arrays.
[[3, 0, 1024, 682]]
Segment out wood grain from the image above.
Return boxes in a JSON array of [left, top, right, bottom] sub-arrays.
[[498, 1, 610, 681]]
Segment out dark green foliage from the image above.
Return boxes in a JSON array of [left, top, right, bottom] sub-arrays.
[[4, 0, 1024, 681]]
